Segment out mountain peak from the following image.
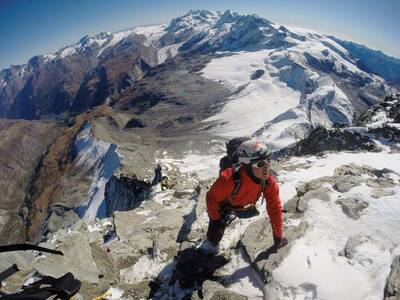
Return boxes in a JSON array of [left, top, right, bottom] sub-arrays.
[[166, 9, 221, 32]]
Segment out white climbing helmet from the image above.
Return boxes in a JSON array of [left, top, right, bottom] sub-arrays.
[[237, 139, 270, 164]]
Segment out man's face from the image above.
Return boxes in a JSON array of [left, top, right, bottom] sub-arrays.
[[251, 160, 270, 180]]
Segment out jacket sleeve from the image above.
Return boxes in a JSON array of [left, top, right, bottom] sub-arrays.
[[206, 173, 234, 220], [263, 175, 283, 237]]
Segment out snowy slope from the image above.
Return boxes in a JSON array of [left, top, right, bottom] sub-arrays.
[[74, 123, 121, 221], [198, 20, 390, 149], [201, 50, 301, 137], [272, 151, 400, 300]]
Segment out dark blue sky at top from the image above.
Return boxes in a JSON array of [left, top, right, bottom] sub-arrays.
[[0, 0, 399, 69]]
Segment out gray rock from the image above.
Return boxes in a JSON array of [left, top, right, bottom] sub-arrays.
[[34, 232, 100, 284], [333, 164, 373, 177], [366, 177, 397, 199], [114, 282, 152, 300], [173, 189, 196, 199], [202, 280, 247, 300], [47, 206, 80, 233], [384, 256, 400, 300], [333, 175, 363, 193], [104, 240, 141, 270], [240, 218, 308, 283], [186, 182, 211, 242], [113, 203, 188, 263], [284, 177, 333, 213], [343, 235, 364, 259], [0, 252, 35, 271], [266, 281, 318, 300], [90, 242, 118, 283], [336, 197, 369, 219]]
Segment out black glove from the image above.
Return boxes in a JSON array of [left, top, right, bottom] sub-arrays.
[[272, 236, 288, 253], [207, 219, 226, 246]]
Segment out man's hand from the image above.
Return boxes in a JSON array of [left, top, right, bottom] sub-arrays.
[[255, 236, 289, 262], [273, 236, 288, 253]]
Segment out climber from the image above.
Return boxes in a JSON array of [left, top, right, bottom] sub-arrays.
[[205, 139, 288, 253]]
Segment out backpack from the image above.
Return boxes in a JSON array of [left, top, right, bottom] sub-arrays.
[[219, 137, 251, 198], [219, 137, 251, 172], [0, 244, 81, 300]]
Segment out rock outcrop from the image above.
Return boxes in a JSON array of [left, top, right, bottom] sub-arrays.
[[384, 256, 400, 300], [0, 119, 62, 245]]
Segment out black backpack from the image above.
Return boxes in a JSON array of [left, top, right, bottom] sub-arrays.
[[219, 137, 250, 172], [218, 137, 251, 199], [0, 244, 81, 300]]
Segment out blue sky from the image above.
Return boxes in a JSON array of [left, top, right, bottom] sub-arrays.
[[0, 0, 399, 69]]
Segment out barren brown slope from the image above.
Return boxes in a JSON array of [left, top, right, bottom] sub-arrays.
[[23, 105, 113, 243], [0, 119, 63, 245]]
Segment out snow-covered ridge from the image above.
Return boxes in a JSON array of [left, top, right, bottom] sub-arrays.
[[197, 12, 391, 149], [166, 9, 222, 34], [74, 123, 121, 221]]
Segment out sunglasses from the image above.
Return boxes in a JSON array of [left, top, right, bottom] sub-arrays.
[[252, 159, 271, 168]]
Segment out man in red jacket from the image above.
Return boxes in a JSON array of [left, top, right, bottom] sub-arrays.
[[206, 139, 287, 252]]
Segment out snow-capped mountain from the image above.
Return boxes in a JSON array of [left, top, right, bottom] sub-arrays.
[[331, 37, 400, 85], [0, 9, 395, 125]]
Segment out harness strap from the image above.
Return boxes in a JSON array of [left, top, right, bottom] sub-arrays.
[[231, 168, 241, 197], [0, 264, 19, 284], [0, 244, 63, 256]]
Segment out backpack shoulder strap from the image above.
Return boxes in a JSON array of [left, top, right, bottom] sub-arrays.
[[232, 170, 241, 196], [230, 165, 242, 198]]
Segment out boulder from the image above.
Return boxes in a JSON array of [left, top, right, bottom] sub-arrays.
[[47, 205, 81, 234], [240, 218, 308, 283], [333, 175, 363, 193], [34, 232, 100, 284], [335, 197, 369, 220], [384, 256, 400, 300], [202, 280, 247, 300], [338, 235, 364, 259], [119, 281, 152, 299], [284, 177, 333, 213]]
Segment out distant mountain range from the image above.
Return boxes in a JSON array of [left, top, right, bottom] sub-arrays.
[[0, 9, 397, 121], [330, 36, 400, 85]]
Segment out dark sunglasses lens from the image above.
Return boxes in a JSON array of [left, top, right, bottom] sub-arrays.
[[256, 161, 266, 168]]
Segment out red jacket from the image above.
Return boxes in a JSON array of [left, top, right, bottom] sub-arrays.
[[206, 167, 283, 237]]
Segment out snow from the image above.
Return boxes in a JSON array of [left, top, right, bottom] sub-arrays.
[[157, 42, 184, 64], [218, 248, 264, 299], [44, 53, 57, 63], [268, 150, 400, 300], [60, 46, 77, 58], [74, 123, 121, 221], [256, 73, 353, 150], [365, 109, 393, 128], [102, 287, 125, 300], [17, 65, 27, 77], [198, 17, 388, 150], [278, 151, 400, 203], [201, 50, 301, 137], [157, 151, 221, 180], [98, 29, 134, 55], [135, 210, 152, 216], [169, 10, 221, 35], [133, 24, 167, 47], [120, 255, 169, 284], [0, 77, 6, 89]]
